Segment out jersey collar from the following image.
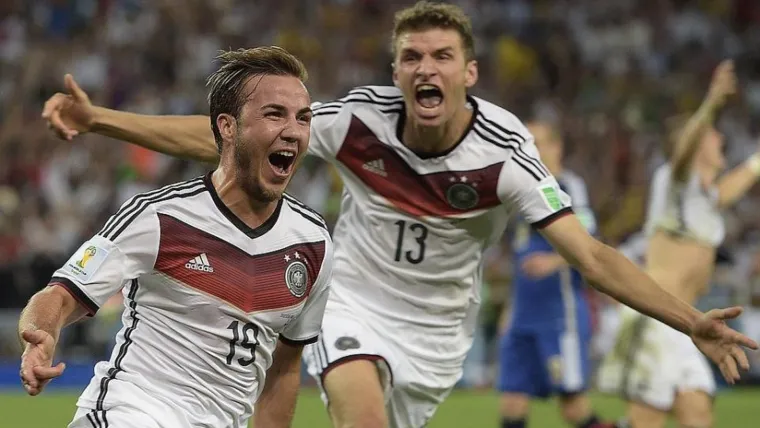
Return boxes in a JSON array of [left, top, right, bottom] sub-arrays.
[[395, 95, 478, 160], [203, 172, 283, 239]]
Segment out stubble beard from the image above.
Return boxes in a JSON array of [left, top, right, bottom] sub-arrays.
[[233, 135, 281, 205]]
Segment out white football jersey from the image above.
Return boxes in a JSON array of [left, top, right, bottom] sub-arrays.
[[308, 86, 572, 365], [644, 163, 725, 247], [50, 174, 333, 428]]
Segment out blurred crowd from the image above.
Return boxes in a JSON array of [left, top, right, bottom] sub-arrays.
[[4, 0, 760, 370]]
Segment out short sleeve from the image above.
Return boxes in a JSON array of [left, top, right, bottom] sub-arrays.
[[497, 136, 573, 228], [307, 101, 352, 161], [279, 237, 333, 345], [49, 202, 160, 316]]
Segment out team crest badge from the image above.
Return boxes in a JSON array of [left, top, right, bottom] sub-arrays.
[[446, 182, 479, 210], [285, 260, 309, 298]]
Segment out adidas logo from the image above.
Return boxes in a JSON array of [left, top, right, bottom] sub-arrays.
[[362, 159, 387, 177], [185, 253, 214, 273]]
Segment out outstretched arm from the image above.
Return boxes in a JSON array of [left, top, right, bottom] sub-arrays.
[[540, 215, 699, 333], [539, 214, 757, 382], [42, 74, 219, 164], [716, 151, 760, 208], [670, 60, 736, 182], [93, 108, 218, 163]]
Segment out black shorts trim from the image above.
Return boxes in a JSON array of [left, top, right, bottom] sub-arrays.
[[279, 334, 318, 347], [319, 353, 394, 389]]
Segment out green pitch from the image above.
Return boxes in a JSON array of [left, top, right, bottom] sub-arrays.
[[2, 388, 759, 427]]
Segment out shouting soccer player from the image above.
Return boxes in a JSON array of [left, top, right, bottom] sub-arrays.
[[498, 122, 613, 428], [42, 3, 757, 428], [598, 60, 760, 428], [20, 47, 334, 428]]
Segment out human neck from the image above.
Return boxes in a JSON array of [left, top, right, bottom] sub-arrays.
[[211, 166, 278, 229], [401, 103, 472, 155]]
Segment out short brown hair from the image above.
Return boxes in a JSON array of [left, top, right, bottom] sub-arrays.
[[206, 46, 308, 151], [392, 1, 475, 61]]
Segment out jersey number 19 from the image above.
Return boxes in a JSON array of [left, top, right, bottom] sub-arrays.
[[226, 320, 260, 366]]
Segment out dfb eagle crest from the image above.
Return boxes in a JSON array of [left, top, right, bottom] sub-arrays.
[[285, 260, 308, 297]]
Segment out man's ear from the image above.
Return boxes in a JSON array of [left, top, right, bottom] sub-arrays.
[[216, 113, 237, 149], [465, 60, 478, 88]]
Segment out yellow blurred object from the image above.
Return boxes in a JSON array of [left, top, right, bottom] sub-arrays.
[[0, 185, 20, 215], [328, 164, 344, 192], [275, 30, 323, 61], [700, 0, 730, 17], [494, 36, 538, 84]]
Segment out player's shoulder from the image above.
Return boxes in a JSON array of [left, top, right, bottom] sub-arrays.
[[281, 193, 331, 237], [312, 85, 404, 119], [470, 95, 532, 149], [469, 97, 550, 181], [98, 176, 209, 240], [132, 175, 210, 211]]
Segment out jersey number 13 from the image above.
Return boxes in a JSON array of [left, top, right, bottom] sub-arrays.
[[393, 220, 429, 264]]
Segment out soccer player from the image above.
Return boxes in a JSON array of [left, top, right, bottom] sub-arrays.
[[597, 60, 760, 428], [498, 122, 612, 428], [20, 47, 334, 428], [42, 3, 756, 428]]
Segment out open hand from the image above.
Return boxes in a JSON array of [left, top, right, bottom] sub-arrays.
[[691, 307, 759, 384], [706, 60, 737, 108], [19, 329, 66, 396], [41, 74, 95, 141]]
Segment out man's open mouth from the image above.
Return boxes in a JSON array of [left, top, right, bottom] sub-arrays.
[[415, 84, 443, 109], [268, 150, 296, 175]]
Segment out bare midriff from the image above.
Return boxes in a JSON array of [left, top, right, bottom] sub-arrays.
[[645, 229, 717, 305]]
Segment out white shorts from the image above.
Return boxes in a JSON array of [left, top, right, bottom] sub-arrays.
[[596, 306, 716, 410], [68, 379, 192, 428], [302, 308, 461, 428], [591, 303, 623, 359], [68, 405, 165, 428]]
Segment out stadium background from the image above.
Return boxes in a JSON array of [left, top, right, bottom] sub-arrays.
[[1, 0, 760, 426]]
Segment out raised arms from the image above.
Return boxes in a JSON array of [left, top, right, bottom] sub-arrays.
[[716, 150, 760, 208], [670, 60, 736, 182]]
